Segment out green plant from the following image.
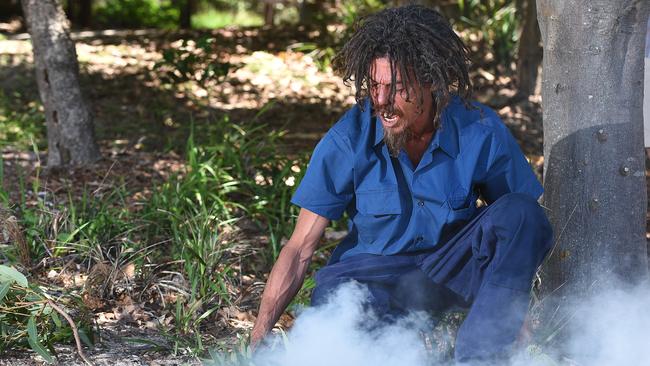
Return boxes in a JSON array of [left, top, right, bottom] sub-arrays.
[[338, 0, 385, 28], [0, 154, 8, 206], [3, 106, 311, 355], [192, 7, 263, 29], [134, 113, 306, 352], [0, 90, 46, 150], [0, 265, 94, 361], [154, 36, 234, 92], [204, 334, 255, 366], [94, 0, 179, 29], [457, 0, 518, 65], [287, 42, 336, 72]]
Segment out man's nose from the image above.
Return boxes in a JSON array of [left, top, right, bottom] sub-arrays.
[[375, 85, 389, 106]]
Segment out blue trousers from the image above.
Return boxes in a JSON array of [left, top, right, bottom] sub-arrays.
[[311, 193, 553, 362]]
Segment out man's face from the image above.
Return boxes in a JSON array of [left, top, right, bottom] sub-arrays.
[[369, 57, 433, 155]]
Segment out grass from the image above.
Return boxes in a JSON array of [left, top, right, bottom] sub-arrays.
[[192, 8, 264, 29], [0, 90, 46, 150], [1, 108, 308, 356]]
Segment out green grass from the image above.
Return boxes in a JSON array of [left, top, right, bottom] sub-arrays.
[[192, 9, 263, 29], [3, 109, 307, 355], [0, 90, 46, 150]]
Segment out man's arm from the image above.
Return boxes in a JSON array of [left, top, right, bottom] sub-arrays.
[[250, 208, 330, 347]]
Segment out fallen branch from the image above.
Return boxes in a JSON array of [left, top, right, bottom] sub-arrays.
[[46, 299, 93, 366]]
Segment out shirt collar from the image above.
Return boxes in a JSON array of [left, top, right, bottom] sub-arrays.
[[371, 98, 460, 158]]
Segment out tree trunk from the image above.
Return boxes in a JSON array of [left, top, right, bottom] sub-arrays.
[[65, 0, 92, 29], [22, 0, 100, 167], [538, 0, 649, 349], [78, 0, 92, 28], [0, 0, 21, 21], [264, 2, 275, 27], [298, 0, 328, 26], [515, 0, 542, 96], [179, 0, 193, 29]]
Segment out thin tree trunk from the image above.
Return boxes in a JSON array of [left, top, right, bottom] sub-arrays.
[[264, 1, 275, 27], [538, 0, 649, 348], [79, 0, 92, 28], [516, 0, 542, 96], [22, 0, 100, 167], [179, 0, 193, 29]]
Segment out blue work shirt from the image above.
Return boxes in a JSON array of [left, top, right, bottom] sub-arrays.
[[291, 96, 543, 264]]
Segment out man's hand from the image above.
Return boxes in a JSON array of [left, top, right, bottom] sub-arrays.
[[249, 208, 329, 349]]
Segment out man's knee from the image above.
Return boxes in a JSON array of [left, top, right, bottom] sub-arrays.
[[479, 193, 554, 275], [489, 193, 552, 245], [490, 192, 541, 217]]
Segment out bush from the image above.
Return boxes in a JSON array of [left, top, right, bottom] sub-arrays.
[[94, 0, 179, 29], [456, 0, 518, 65]]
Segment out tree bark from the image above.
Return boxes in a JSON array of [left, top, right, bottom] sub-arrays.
[[179, 0, 194, 29], [78, 0, 92, 28], [264, 1, 275, 27], [515, 0, 542, 96], [65, 0, 92, 29], [22, 0, 100, 167], [0, 0, 22, 21], [538, 0, 649, 348]]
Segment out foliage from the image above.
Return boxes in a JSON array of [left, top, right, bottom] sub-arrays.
[[337, 0, 386, 28], [456, 0, 519, 65], [139, 116, 306, 352], [154, 36, 233, 91], [146, 112, 306, 261], [0, 90, 46, 150], [0, 265, 94, 361], [5, 109, 306, 354], [192, 8, 263, 29], [204, 335, 254, 366], [94, 0, 179, 29], [287, 42, 336, 72]]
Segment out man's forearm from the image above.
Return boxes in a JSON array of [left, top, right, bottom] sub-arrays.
[[250, 244, 311, 344]]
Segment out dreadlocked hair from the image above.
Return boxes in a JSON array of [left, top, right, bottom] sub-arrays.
[[333, 5, 472, 129]]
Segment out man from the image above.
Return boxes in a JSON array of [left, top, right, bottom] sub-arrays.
[[250, 5, 552, 363]]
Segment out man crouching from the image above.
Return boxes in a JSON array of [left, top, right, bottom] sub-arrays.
[[250, 5, 552, 364]]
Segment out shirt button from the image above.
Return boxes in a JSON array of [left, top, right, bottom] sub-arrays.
[[417, 200, 424, 207], [416, 236, 423, 242]]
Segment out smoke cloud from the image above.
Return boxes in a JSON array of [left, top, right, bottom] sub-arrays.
[[562, 282, 650, 365], [211, 280, 650, 366], [253, 282, 434, 366]]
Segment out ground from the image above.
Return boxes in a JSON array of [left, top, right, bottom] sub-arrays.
[[1, 24, 643, 365]]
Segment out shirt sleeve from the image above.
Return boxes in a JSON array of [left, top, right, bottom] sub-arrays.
[[291, 129, 354, 220], [481, 122, 543, 204]]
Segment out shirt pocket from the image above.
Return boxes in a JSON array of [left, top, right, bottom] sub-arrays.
[[445, 184, 476, 221], [354, 188, 402, 244]]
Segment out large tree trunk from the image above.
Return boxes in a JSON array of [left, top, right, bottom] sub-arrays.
[[538, 0, 649, 348], [22, 0, 100, 167], [515, 0, 542, 96]]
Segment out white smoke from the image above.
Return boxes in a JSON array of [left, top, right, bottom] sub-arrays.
[[563, 282, 650, 366], [252, 281, 435, 366], [209, 280, 650, 366]]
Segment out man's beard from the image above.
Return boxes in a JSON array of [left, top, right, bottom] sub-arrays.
[[384, 124, 412, 157]]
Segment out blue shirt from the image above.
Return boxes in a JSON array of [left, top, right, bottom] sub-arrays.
[[291, 96, 543, 263]]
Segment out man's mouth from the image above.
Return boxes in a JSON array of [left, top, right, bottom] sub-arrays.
[[380, 111, 399, 127]]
